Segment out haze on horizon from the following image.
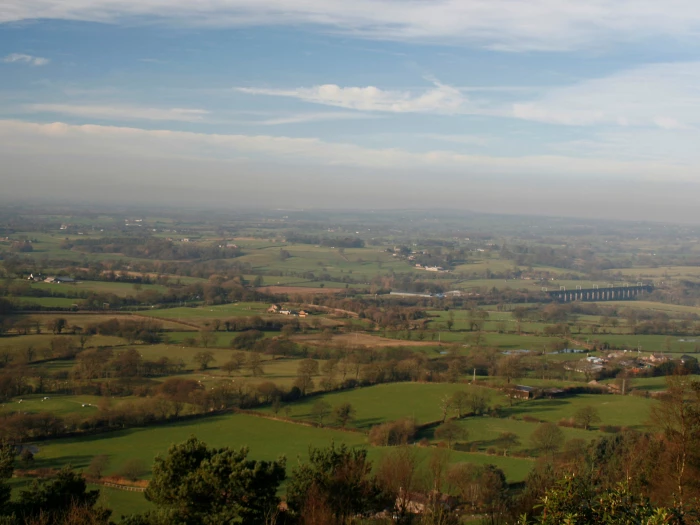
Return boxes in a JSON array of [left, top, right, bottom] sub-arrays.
[[3, 1, 700, 223]]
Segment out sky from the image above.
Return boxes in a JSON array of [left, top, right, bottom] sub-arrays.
[[3, 1, 700, 221]]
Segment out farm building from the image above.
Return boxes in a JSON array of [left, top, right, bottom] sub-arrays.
[[44, 276, 75, 283], [679, 355, 698, 365], [506, 385, 536, 399]]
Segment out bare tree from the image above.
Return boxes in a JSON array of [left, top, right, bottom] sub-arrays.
[[193, 351, 215, 370], [439, 394, 452, 423], [650, 375, 700, 511], [435, 420, 468, 450], [377, 446, 421, 521], [531, 422, 564, 455]]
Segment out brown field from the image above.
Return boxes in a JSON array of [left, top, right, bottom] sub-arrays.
[[257, 286, 346, 295], [293, 332, 441, 348]]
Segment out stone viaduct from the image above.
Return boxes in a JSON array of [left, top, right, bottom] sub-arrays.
[[547, 284, 653, 303]]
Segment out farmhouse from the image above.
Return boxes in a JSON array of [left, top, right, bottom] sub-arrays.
[[267, 304, 281, 313]]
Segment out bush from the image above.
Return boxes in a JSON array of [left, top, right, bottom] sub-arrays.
[[557, 418, 576, 428], [118, 458, 146, 482], [86, 455, 110, 480], [486, 447, 497, 455]]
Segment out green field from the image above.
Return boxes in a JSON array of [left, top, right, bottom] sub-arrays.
[[0, 333, 127, 357], [600, 375, 700, 392], [502, 393, 655, 429], [264, 382, 498, 428], [151, 356, 312, 389], [0, 394, 106, 416], [140, 302, 270, 321], [428, 415, 597, 453], [16, 297, 82, 308], [33, 412, 367, 480], [95, 485, 154, 520], [28, 412, 535, 519], [600, 301, 700, 316], [25, 281, 169, 298], [365, 445, 534, 484]]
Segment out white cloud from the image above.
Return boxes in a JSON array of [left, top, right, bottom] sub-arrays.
[[507, 61, 700, 129], [2, 53, 49, 66], [4, 0, 700, 52], [237, 82, 467, 114], [0, 118, 696, 181], [25, 104, 210, 122]]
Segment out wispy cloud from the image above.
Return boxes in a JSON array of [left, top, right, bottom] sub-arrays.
[[255, 112, 377, 125], [4, 1, 700, 52], [241, 61, 700, 132], [416, 134, 492, 146], [0, 118, 695, 181], [507, 61, 700, 129], [3, 53, 49, 66], [236, 81, 467, 114], [25, 104, 210, 122]]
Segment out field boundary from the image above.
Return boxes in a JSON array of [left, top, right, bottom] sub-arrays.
[[99, 481, 147, 492], [14, 310, 199, 330]]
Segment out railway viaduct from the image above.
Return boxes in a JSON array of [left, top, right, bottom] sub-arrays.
[[548, 284, 653, 303]]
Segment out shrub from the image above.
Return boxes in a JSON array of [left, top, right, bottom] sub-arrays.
[[368, 418, 417, 446], [630, 389, 650, 398]]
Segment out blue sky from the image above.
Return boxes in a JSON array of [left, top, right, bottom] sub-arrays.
[[3, 1, 700, 220]]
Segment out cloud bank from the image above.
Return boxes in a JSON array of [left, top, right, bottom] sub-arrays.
[[0, 119, 694, 181]]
